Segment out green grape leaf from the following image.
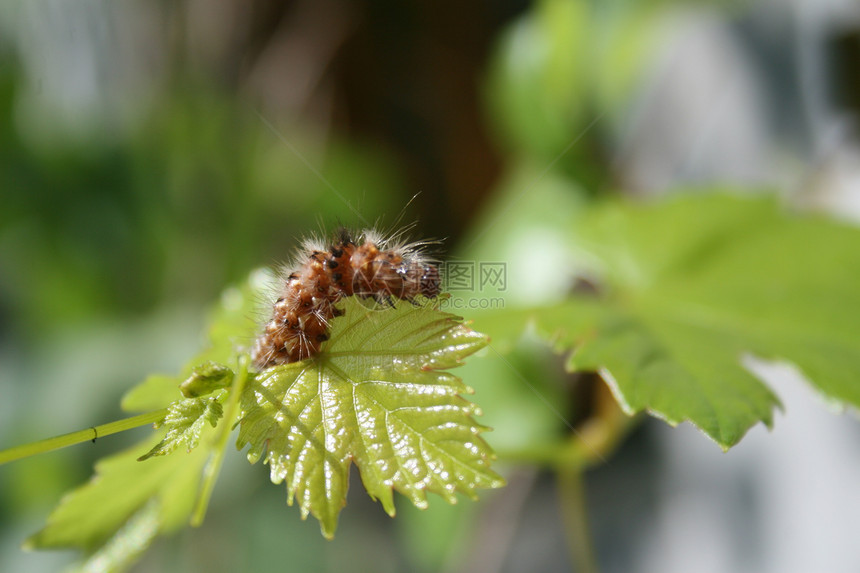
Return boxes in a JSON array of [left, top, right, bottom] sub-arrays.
[[26, 425, 216, 553], [472, 193, 860, 450], [236, 297, 504, 539], [137, 395, 224, 461]]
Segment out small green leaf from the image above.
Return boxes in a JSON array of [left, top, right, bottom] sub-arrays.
[[236, 297, 504, 539], [137, 396, 224, 461], [473, 193, 860, 449], [179, 362, 234, 398]]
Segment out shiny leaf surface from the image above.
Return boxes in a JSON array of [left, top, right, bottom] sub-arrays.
[[236, 297, 504, 538], [138, 395, 224, 461]]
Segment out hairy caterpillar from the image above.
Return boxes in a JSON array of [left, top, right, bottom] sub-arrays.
[[251, 228, 441, 370]]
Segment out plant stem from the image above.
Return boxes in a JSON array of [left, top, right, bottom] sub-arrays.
[[554, 379, 631, 573], [0, 409, 168, 466], [190, 356, 249, 526], [496, 399, 636, 469], [558, 466, 599, 573]]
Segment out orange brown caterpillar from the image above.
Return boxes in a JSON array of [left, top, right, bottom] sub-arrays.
[[252, 228, 441, 370]]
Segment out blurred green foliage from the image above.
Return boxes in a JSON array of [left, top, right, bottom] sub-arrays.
[[0, 75, 404, 342]]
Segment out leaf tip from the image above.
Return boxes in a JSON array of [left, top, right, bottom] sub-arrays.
[[136, 442, 165, 462], [319, 514, 341, 540]]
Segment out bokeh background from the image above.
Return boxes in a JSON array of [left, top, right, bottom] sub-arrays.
[[2, 0, 860, 572]]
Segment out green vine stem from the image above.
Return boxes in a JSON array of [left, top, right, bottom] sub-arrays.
[[496, 381, 636, 470], [558, 466, 599, 573], [496, 379, 633, 573], [190, 355, 249, 525], [556, 380, 632, 573], [0, 409, 168, 466]]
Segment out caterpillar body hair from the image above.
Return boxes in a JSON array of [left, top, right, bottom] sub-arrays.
[[251, 227, 441, 370]]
